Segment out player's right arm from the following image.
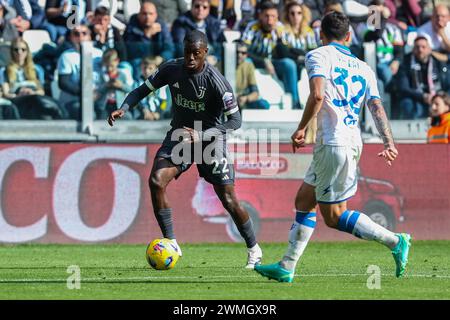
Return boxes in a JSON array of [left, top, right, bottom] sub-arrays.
[[291, 76, 326, 151], [107, 62, 171, 126], [291, 49, 328, 152]]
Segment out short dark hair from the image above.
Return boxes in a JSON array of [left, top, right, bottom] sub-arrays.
[[414, 35, 430, 44], [321, 11, 349, 41], [258, 0, 277, 13], [94, 6, 110, 16], [183, 30, 208, 47]]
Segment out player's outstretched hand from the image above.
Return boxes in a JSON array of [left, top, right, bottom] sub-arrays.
[[182, 126, 201, 143], [291, 128, 306, 153], [107, 109, 125, 127], [378, 146, 398, 166]]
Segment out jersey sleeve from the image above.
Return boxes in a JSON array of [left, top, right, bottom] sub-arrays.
[[365, 67, 381, 105], [214, 73, 239, 116], [305, 49, 331, 80], [143, 60, 173, 91]]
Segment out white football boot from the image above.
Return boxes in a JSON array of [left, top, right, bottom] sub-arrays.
[[170, 239, 182, 257]]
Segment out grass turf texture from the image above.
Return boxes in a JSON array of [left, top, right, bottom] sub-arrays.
[[0, 241, 449, 300]]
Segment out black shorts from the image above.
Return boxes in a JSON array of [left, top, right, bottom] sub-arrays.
[[155, 130, 235, 185]]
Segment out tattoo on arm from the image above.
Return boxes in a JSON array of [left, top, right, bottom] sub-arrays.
[[368, 99, 395, 147]]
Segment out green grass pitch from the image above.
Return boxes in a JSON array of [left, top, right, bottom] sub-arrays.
[[0, 241, 449, 300]]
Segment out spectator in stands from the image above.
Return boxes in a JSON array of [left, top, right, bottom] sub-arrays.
[[151, 0, 190, 28], [90, 6, 127, 61], [0, 37, 65, 119], [396, 36, 450, 119], [209, 0, 236, 29], [124, 0, 174, 66], [0, 0, 18, 42], [10, 0, 64, 43], [0, 86, 20, 119], [281, 1, 317, 77], [45, 0, 85, 44], [360, 0, 404, 89], [235, 42, 270, 109], [238, 0, 257, 32], [384, 0, 422, 30], [94, 49, 133, 120], [133, 56, 172, 120], [171, 0, 225, 64], [241, 0, 300, 109], [427, 91, 450, 143], [57, 24, 103, 120], [91, 0, 126, 32], [417, 4, 450, 56]]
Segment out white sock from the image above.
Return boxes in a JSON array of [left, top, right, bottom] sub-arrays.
[[338, 210, 399, 249], [280, 211, 316, 271]]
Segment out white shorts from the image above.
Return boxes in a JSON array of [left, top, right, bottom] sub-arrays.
[[303, 144, 362, 204]]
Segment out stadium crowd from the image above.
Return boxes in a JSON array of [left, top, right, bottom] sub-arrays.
[[0, 0, 449, 139]]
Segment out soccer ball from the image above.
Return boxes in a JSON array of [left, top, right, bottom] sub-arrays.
[[146, 238, 180, 270]]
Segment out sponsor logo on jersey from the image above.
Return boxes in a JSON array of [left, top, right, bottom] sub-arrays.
[[175, 94, 205, 112]]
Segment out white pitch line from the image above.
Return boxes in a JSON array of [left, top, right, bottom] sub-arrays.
[[0, 273, 449, 283]]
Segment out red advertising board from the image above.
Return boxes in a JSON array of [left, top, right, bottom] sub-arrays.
[[0, 143, 448, 244]]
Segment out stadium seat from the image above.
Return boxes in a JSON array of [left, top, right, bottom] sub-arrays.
[[123, 0, 141, 22], [254, 69, 292, 109], [224, 30, 241, 43], [22, 30, 52, 55]]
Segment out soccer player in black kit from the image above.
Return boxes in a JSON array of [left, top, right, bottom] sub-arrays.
[[108, 30, 262, 268]]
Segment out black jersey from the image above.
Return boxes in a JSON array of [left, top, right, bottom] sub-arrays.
[[144, 58, 239, 130]]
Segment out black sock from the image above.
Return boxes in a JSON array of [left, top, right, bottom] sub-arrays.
[[155, 208, 174, 239], [236, 219, 257, 248]]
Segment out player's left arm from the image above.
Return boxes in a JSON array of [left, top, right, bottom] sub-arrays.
[[368, 98, 398, 166]]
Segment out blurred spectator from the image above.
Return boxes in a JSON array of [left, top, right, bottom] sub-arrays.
[[360, 0, 404, 89], [281, 1, 317, 77], [57, 24, 102, 120], [0, 37, 65, 119], [238, 0, 257, 32], [171, 0, 225, 64], [242, 0, 300, 109], [91, 0, 127, 32], [209, 0, 236, 29], [90, 6, 127, 61], [151, 0, 190, 27], [396, 36, 450, 119], [133, 56, 172, 120], [94, 48, 133, 120], [235, 42, 270, 109], [10, 0, 65, 43], [427, 91, 450, 143], [124, 0, 174, 67], [0, 0, 18, 42], [45, 0, 89, 44], [417, 4, 450, 56], [384, 0, 422, 30], [0, 86, 20, 119]]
